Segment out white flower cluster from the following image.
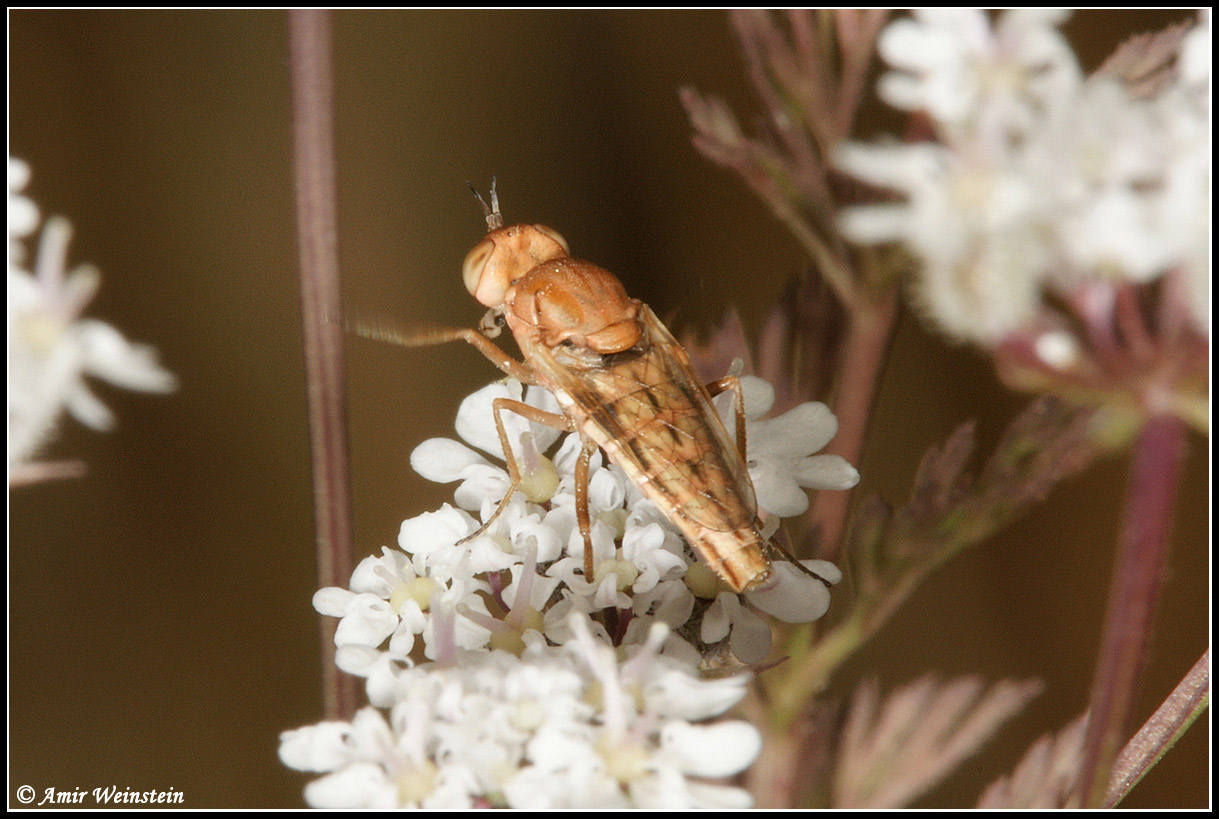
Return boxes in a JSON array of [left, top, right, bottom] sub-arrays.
[[281, 376, 859, 807], [837, 10, 1210, 343], [8, 158, 176, 474], [280, 618, 761, 809]]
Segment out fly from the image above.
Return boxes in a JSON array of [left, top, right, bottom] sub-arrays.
[[364, 182, 821, 593]]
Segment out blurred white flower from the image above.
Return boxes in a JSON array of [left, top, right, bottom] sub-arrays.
[[837, 141, 1048, 343], [1033, 76, 1205, 287], [8, 158, 39, 263], [8, 157, 176, 477], [838, 10, 1211, 343], [876, 9, 1079, 138]]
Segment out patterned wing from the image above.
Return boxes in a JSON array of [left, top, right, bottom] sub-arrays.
[[534, 306, 758, 533]]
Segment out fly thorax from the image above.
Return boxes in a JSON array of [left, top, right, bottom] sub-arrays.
[[507, 258, 643, 355]]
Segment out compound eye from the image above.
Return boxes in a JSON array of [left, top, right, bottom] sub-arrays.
[[462, 238, 495, 297], [532, 224, 570, 256]]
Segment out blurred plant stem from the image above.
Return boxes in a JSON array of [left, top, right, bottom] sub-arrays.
[[288, 8, 359, 722], [746, 712, 818, 809], [1074, 413, 1187, 807], [806, 291, 898, 563]]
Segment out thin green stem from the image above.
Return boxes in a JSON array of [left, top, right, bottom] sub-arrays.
[[771, 612, 867, 725]]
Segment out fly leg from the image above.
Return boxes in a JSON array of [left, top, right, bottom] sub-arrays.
[[707, 376, 833, 589], [573, 438, 600, 581], [705, 376, 748, 463], [464, 401, 601, 584], [349, 318, 536, 384], [761, 527, 834, 588], [456, 398, 573, 545]]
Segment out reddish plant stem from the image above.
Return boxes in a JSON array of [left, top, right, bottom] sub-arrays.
[[807, 289, 898, 562], [1074, 413, 1187, 807], [287, 9, 359, 722], [1106, 648, 1210, 806]]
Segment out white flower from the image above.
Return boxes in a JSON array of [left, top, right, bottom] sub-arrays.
[[551, 616, 760, 808], [1179, 10, 1210, 90], [877, 9, 1079, 138], [1031, 77, 1204, 286], [320, 372, 858, 686], [282, 617, 760, 809], [292, 372, 861, 806], [620, 515, 688, 593], [838, 141, 1048, 343], [314, 540, 493, 675], [322, 550, 433, 658], [8, 158, 175, 473], [699, 559, 842, 664], [838, 10, 1211, 343], [411, 379, 563, 511], [280, 704, 453, 808], [1154, 10, 1210, 333]]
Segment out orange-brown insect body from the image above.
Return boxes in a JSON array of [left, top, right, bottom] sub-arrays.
[[464, 219, 773, 592]]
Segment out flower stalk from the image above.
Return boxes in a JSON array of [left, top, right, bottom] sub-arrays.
[[805, 290, 899, 562], [1074, 412, 1188, 807], [1105, 648, 1210, 806], [287, 8, 359, 722]]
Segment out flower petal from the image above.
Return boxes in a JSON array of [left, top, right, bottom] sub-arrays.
[[751, 401, 838, 457], [660, 720, 762, 777], [454, 381, 520, 458], [685, 781, 755, 809], [303, 762, 397, 809], [333, 593, 398, 647], [750, 466, 809, 518], [645, 665, 749, 720], [313, 586, 356, 617], [728, 605, 773, 665], [278, 721, 354, 772], [792, 454, 861, 490], [410, 437, 490, 483], [699, 593, 733, 644], [746, 561, 835, 623], [76, 319, 177, 392]]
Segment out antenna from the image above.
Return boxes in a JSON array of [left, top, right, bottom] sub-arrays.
[[466, 176, 503, 232]]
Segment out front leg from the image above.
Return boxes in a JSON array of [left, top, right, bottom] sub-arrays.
[[457, 398, 573, 545], [573, 437, 600, 581], [348, 317, 536, 384]]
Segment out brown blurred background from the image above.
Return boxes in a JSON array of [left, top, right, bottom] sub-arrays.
[[8, 10, 1207, 809]]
